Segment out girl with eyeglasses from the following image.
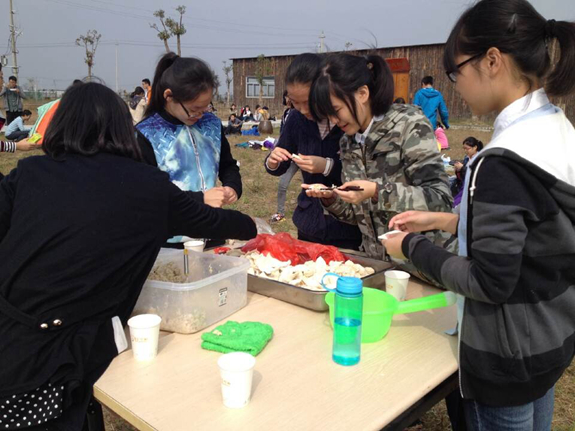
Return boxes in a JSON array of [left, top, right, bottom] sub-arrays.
[[382, 0, 575, 428], [137, 53, 242, 233]]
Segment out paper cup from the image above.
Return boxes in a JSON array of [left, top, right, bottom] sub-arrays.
[[217, 352, 256, 409], [184, 239, 205, 253], [385, 270, 411, 301], [128, 314, 162, 361]]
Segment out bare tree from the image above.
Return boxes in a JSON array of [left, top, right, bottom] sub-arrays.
[[75, 29, 101, 79], [344, 42, 353, 51], [212, 69, 221, 99], [255, 54, 272, 106], [222, 61, 233, 106], [165, 6, 187, 56], [151, 10, 171, 53]]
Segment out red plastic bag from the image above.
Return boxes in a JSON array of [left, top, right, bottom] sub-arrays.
[[241, 233, 345, 264]]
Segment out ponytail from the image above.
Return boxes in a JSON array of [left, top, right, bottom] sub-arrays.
[[145, 52, 215, 117], [545, 20, 575, 96], [309, 53, 394, 123], [365, 55, 394, 118]]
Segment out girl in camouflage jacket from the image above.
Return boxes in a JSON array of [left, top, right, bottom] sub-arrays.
[[304, 53, 453, 260]]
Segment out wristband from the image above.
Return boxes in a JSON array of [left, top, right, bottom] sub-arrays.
[[323, 157, 333, 176]]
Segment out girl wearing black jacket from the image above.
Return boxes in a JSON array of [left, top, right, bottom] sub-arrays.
[[0, 82, 256, 430]]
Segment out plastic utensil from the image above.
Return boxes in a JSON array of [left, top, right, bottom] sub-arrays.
[[325, 287, 456, 343]]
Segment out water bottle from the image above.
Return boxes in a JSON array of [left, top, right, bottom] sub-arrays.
[[322, 274, 363, 366]]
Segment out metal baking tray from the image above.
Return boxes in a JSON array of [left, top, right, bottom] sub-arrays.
[[247, 253, 395, 312]]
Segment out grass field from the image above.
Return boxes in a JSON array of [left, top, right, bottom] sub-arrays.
[[0, 124, 573, 430]]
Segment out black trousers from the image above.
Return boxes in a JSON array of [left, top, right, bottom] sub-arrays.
[[6, 130, 29, 141]]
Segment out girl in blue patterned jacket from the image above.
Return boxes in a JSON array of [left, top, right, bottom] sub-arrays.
[[137, 53, 243, 247]]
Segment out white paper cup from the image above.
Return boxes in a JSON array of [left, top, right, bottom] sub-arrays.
[[385, 270, 411, 301], [184, 239, 205, 253], [127, 314, 162, 361], [217, 352, 256, 408]]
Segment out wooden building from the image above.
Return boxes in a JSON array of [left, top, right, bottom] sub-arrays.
[[231, 42, 574, 124]]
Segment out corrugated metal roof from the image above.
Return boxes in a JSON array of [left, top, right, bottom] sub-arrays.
[[229, 41, 444, 61]]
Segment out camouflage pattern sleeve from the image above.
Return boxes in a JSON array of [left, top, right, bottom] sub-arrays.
[[322, 195, 359, 225], [376, 119, 453, 213]]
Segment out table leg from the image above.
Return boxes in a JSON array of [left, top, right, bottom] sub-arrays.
[[85, 396, 105, 431]]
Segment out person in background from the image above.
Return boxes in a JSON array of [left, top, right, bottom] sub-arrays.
[[207, 102, 217, 113], [383, 0, 575, 428], [451, 137, 483, 206], [137, 52, 242, 248], [240, 105, 253, 121], [0, 81, 256, 430], [141, 78, 152, 103], [128, 86, 147, 125], [413, 76, 450, 129], [271, 91, 298, 223], [435, 122, 450, 150], [4, 109, 32, 141], [224, 113, 243, 135], [0, 76, 26, 125], [265, 53, 362, 249], [230, 103, 237, 115]]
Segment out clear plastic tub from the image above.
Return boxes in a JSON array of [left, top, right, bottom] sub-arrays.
[[133, 250, 250, 334]]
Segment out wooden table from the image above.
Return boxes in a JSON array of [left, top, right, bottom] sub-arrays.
[[94, 279, 458, 431]]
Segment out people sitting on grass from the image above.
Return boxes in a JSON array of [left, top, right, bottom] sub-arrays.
[[4, 109, 32, 141], [230, 103, 237, 115], [240, 105, 253, 121], [224, 113, 243, 135]]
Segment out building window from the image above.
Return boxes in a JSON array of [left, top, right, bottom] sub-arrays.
[[246, 76, 275, 98]]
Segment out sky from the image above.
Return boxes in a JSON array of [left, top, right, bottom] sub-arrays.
[[0, 0, 573, 93]]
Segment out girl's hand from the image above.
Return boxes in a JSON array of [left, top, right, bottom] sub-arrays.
[[302, 184, 334, 199], [454, 161, 464, 171], [334, 180, 377, 204], [204, 187, 226, 208], [222, 186, 238, 205], [267, 147, 292, 169], [381, 231, 408, 260], [292, 154, 327, 174], [16, 139, 38, 151], [388, 211, 441, 233]]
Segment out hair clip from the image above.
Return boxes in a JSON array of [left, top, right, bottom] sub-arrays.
[[367, 62, 374, 70]]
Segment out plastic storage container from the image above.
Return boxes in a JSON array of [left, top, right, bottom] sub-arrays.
[[133, 250, 250, 334]]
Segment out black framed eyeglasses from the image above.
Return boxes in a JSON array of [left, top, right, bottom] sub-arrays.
[[446, 53, 485, 83], [177, 100, 203, 119]]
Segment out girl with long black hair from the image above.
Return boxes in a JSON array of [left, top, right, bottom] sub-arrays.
[[0, 82, 256, 430]]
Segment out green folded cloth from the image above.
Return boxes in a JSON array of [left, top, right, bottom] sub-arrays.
[[201, 321, 274, 356]]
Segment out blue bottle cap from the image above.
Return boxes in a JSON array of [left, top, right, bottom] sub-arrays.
[[336, 276, 363, 295]]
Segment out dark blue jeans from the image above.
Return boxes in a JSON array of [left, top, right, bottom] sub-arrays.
[[464, 386, 555, 431]]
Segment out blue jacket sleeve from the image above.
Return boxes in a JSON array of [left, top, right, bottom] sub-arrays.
[[413, 90, 422, 106]]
